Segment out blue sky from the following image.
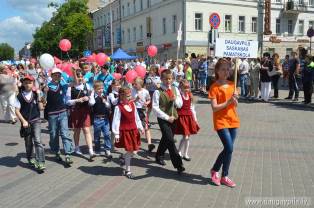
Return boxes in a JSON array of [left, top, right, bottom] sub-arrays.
[[0, 0, 64, 54]]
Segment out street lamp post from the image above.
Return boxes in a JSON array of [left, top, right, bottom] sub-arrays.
[[307, 27, 314, 55]]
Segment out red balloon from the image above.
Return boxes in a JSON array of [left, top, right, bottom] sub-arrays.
[[54, 56, 62, 64], [125, 70, 138, 83], [56, 63, 62, 69], [158, 67, 166, 75], [135, 65, 146, 78], [113, 72, 122, 80], [59, 39, 72, 52], [147, 45, 158, 57], [95, 53, 108, 66], [62, 63, 73, 77]]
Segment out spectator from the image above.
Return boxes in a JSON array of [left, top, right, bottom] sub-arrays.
[[239, 58, 250, 97], [282, 55, 290, 87], [302, 55, 314, 104], [260, 53, 272, 102], [249, 58, 261, 99], [271, 53, 282, 99], [285, 51, 300, 101]]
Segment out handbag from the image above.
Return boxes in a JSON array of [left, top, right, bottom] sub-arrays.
[[19, 101, 33, 138]]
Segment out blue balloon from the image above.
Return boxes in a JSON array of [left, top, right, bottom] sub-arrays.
[[83, 50, 92, 57]]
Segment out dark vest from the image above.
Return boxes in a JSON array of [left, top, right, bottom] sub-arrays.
[[71, 84, 89, 108], [17, 91, 40, 123], [118, 102, 137, 130], [158, 87, 178, 119], [46, 84, 67, 114], [93, 96, 110, 117]]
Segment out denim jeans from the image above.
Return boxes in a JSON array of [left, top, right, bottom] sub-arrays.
[[24, 121, 45, 163], [48, 111, 73, 155], [93, 118, 111, 151], [212, 128, 237, 177], [240, 74, 249, 96]]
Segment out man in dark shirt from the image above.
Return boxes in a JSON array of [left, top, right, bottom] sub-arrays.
[[285, 51, 300, 101]]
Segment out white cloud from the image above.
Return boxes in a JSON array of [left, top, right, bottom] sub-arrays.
[[0, 0, 63, 54]]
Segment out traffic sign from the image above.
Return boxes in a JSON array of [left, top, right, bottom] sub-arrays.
[[307, 27, 314, 38], [209, 13, 221, 29]]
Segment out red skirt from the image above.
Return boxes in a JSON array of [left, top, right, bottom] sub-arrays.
[[174, 115, 200, 135], [115, 129, 141, 151], [69, 106, 91, 128]]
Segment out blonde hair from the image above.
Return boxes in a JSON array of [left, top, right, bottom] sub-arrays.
[[93, 80, 103, 90], [134, 77, 144, 86]]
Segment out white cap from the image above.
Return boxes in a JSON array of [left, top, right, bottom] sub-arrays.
[[51, 68, 62, 74]]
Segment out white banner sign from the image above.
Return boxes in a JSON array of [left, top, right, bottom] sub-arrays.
[[215, 38, 258, 58]]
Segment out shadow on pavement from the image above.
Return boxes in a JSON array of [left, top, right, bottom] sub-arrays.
[[78, 166, 122, 176], [5, 142, 19, 146], [0, 152, 38, 173]]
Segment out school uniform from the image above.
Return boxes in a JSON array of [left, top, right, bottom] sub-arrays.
[[152, 84, 184, 170], [15, 91, 45, 163], [66, 83, 92, 128], [131, 88, 150, 130], [89, 92, 111, 152], [112, 101, 143, 151], [175, 93, 200, 135]]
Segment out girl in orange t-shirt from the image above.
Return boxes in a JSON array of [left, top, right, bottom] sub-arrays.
[[208, 58, 240, 188]]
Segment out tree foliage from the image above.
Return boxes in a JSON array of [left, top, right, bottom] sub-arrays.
[[31, 0, 93, 59], [0, 43, 14, 61]]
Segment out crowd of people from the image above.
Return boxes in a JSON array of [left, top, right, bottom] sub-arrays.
[[0, 50, 313, 188]]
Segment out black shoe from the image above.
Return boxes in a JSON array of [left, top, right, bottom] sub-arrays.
[[65, 155, 73, 166], [183, 156, 191, 161], [89, 154, 96, 162], [10, 120, 17, 125], [293, 98, 299, 102], [155, 157, 166, 166], [55, 153, 63, 162], [148, 144, 155, 152], [177, 166, 185, 175], [284, 97, 292, 100]]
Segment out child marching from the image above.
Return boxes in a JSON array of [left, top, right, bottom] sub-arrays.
[[132, 77, 154, 152], [152, 69, 185, 174], [89, 81, 112, 158], [175, 79, 200, 161], [208, 58, 240, 188], [14, 75, 46, 172], [112, 87, 144, 179]]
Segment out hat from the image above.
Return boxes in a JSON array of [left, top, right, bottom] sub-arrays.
[[23, 75, 35, 81], [51, 68, 62, 74]]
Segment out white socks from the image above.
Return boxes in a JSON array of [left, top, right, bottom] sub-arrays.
[[178, 137, 190, 158], [124, 152, 134, 172]]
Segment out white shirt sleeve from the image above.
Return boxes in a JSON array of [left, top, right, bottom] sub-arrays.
[[191, 103, 197, 122], [109, 93, 119, 106], [88, 91, 96, 106], [65, 87, 77, 106], [174, 87, 183, 108], [134, 106, 144, 131], [103, 97, 111, 108], [13, 97, 21, 109], [152, 90, 170, 121], [112, 106, 121, 138]]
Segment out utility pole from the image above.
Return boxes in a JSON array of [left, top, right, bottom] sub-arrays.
[[258, 0, 265, 57], [110, 0, 114, 55]]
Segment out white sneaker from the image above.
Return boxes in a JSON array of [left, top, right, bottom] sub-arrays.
[[74, 146, 82, 155]]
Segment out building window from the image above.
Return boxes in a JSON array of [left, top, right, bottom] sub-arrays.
[[251, 17, 257, 33], [122, 6, 125, 17], [112, 10, 115, 21], [127, 3, 130, 16], [116, 8, 119, 19], [172, 15, 177, 33], [238, 16, 245, 33], [288, 20, 293, 34], [140, 0, 143, 10], [309, 21, 314, 28], [147, 0, 150, 8], [310, 0, 314, 6], [122, 30, 125, 44], [140, 25, 143, 39], [162, 18, 167, 34], [112, 32, 115, 44], [298, 20, 304, 35], [224, 15, 232, 32], [133, 0, 136, 13], [286, 48, 293, 56], [298, 0, 304, 5], [276, 19, 281, 34], [133, 27, 136, 41], [127, 28, 131, 43], [275, 0, 281, 3], [194, 13, 203, 31]]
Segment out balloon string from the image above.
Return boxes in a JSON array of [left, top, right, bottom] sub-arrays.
[[66, 52, 70, 60]]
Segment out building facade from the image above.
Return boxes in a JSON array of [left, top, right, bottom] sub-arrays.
[[91, 0, 314, 59]]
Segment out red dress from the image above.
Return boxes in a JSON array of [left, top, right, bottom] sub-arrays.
[[114, 102, 141, 151], [175, 95, 200, 135]]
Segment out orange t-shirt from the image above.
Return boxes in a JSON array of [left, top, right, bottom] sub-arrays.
[[208, 81, 240, 131]]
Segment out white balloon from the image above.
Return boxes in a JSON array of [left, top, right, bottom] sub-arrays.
[[39, 53, 54, 69]]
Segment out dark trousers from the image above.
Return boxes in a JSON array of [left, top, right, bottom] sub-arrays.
[[156, 118, 183, 169], [212, 128, 237, 177], [24, 121, 45, 163], [303, 81, 313, 104], [271, 75, 280, 98], [288, 74, 299, 99]]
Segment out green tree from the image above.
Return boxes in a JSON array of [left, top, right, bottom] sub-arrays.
[[31, 0, 93, 58], [0, 43, 14, 61]]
